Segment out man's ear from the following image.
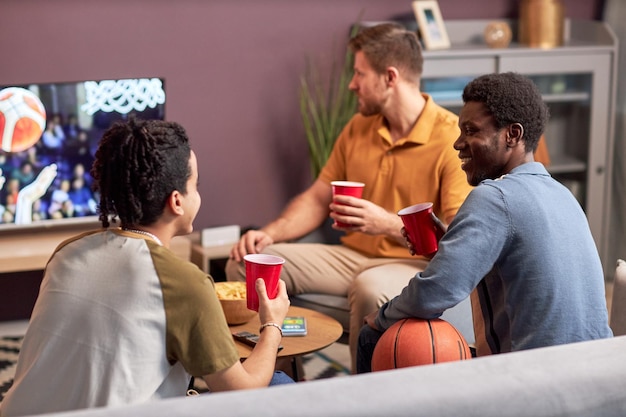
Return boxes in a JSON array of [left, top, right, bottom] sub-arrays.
[[506, 123, 524, 147], [385, 67, 400, 87], [167, 190, 184, 216]]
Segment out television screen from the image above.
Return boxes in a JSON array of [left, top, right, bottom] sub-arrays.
[[0, 77, 166, 230]]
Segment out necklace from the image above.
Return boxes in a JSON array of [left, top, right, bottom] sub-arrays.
[[122, 228, 163, 246]]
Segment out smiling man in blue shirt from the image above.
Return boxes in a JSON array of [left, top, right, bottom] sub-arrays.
[[357, 72, 613, 372]]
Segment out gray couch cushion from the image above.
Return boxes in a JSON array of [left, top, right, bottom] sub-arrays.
[[38, 336, 626, 417]]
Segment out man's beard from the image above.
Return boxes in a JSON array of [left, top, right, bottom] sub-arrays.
[[358, 99, 383, 117], [468, 139, 507, 186]]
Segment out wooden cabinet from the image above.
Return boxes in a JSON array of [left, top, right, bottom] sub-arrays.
[[415, 19, 618, 274]]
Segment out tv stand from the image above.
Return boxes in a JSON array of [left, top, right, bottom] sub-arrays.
[[0, 224, 191, 274], [0, 225, 192, 321]]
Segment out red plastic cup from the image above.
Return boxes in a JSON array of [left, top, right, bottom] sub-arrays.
[[398, 202, 445, 257], [331, 181, 365, 227], [243, 254, 285, 311]]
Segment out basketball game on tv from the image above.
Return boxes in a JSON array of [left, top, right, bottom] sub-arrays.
[[0, 77, 166, 229]]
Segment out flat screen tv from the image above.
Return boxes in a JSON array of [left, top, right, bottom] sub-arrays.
[[0, 77, 166, 232]]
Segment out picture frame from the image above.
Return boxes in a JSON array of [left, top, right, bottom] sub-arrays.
[[412, 0, 451, 50]]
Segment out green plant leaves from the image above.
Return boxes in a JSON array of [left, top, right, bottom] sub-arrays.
[[299, 26, 359, 179]]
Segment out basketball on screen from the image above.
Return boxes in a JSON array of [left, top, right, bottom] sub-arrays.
[[0, 87, 47, 153]]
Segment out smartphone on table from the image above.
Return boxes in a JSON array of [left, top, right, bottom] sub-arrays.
[[281, 316, 307, 336]]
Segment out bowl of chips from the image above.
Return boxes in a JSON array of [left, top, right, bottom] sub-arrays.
[[215, 282, 256, 325]]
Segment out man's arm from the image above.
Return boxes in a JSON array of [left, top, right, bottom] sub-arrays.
[[201, 279, 290, 391], [15, 164, 58, 225], [229, 179, 332, 261], [329, 194, 405, 243], [261, 178, 332, 242], [375, 186, 508, 331]]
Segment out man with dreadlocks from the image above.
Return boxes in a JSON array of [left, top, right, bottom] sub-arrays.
[[1, 118, 292, 417]]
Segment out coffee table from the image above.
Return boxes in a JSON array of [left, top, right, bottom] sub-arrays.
[[229, 305, 343, 380]]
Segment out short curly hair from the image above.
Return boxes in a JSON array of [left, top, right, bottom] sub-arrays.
[[462, 72, 549, 152], [91, 117, 191, 228]]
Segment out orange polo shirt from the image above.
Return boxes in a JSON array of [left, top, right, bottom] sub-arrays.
[[318, 94, 472, 258]]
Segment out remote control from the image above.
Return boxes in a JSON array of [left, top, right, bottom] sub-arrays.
[[232, 331, 259, 347], [232, 331, 283, 352]]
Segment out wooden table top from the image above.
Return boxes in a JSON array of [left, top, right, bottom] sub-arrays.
[[229, 305, 343, 359]]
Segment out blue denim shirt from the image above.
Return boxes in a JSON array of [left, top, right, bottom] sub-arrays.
[[377, 162, 612, 353]]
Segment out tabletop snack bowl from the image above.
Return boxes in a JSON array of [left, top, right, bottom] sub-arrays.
[[215, 282, 257, 325]]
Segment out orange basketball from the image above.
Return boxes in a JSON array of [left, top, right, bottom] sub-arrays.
[[0, 87, 47, 153], [371, 318, 471, 372]]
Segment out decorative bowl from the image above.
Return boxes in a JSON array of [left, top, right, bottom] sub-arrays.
[[215, 282, 256, 325]]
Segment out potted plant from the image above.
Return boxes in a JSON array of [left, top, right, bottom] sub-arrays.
[[299, 26, 359, 179], [297, 26, 360, 244]]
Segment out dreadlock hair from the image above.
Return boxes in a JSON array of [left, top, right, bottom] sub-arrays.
[[462, 72, 549, 153], [91, 117, 191, 228]]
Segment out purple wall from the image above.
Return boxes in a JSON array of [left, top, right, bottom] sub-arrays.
[[0, 0, 604, 231]]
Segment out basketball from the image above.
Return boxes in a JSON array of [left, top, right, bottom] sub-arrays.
[[371, 318, 471, 371], [0, 87, 47, 153]]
